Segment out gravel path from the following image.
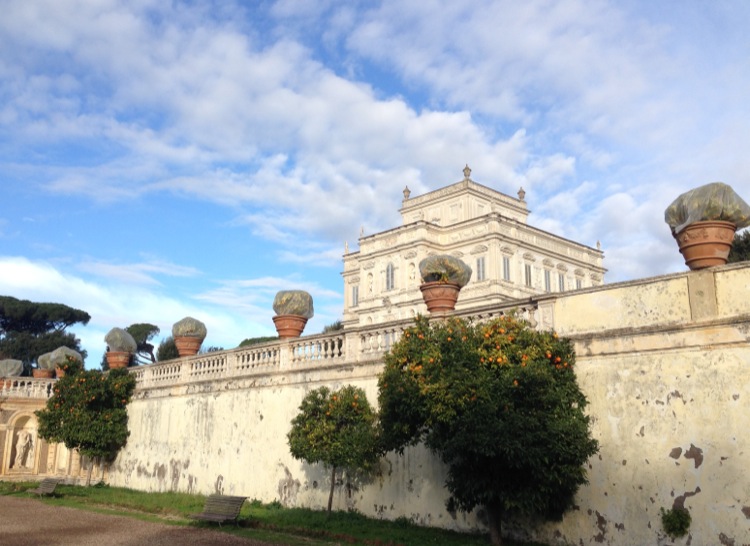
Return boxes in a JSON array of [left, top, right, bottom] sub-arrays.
[[0, 496, 279, 546]]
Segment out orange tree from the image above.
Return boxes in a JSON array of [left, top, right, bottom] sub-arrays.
[[378, 315, 598, 546], [36, 357, 136, 484], [288, 385, 380, 513]]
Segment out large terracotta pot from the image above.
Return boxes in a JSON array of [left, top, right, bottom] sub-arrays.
[[106, 351, 131, 369], [174, 336, 202, 357], [674, 220, 736, 270], [272, 315, 308, 338], [420, 281, 461, 315], [32, 368, 55, 379]]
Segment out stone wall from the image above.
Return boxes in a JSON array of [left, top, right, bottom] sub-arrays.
[[3, 263, 749, 545]]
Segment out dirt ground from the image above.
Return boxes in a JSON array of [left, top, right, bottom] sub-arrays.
[[0, 495, 278, 546]]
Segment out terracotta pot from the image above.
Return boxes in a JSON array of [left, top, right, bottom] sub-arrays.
[[674, 220, 736, 270], [420, 281, 461, 315], [32, 368, 55, 379], [106, 351, 131, 369], [272, 315, 308, 338], [174, 336, 202, 357]]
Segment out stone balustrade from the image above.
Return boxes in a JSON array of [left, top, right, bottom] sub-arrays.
[[129, 299, 542, 393], [0, 299, 541, 398], [0, 377, 56, 399]]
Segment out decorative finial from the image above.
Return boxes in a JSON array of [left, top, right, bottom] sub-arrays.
[[596, 240, 601, 250], [517, 187, 526, 201], [463, 164, 471, 180], [359, 225, 365, 237], [403, 186, 411, 200], [345, 241, 349, 253]]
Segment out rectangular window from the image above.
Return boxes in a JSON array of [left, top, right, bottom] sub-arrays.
[[503, 257, 511, 281], [576, 278, 582, 290], [524, 264, 532, 287], [386, 263, 395, 291], [558, 273, 565, 292], [352, 286, 359, 307], [476, 257, 486, 281], [544, 270, 551, 293]]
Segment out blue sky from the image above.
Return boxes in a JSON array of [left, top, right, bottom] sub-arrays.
[[1, 0, 749, 364]]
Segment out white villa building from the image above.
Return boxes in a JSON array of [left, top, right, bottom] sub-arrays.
[[341, 166, 606, 327]]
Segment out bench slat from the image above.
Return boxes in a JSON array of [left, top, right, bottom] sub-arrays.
[[188, 494, 246, 526], [28, 478, 60, 497]]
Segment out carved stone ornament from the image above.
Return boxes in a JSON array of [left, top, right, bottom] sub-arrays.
[[471, 245, 488, 255]]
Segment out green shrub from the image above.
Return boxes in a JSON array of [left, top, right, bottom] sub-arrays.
[[661, 506, 691, 538]]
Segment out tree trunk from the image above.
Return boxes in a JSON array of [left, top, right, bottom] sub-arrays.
[[85, 457, 94, 486], [487, 501, 503, 546], [327, 465, 337, 514]]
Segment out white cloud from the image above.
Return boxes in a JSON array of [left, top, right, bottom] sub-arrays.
[[1, 0, 748, 295], [0, 256, 288, 365]]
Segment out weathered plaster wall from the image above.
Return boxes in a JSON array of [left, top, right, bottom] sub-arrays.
[[104, 264, 750, 545]]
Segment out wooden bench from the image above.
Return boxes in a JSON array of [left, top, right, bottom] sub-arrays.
[[188, 494, 247, 527], [28, 478, 60, 497]]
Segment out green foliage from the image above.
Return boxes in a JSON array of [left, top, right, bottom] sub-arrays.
[[0, 296, 90, 366], [660, 506, 691, 538], [57, 355, 83, 375], [288, 385, 380, 471], [156, 337, 179, 361], [0, 295, 91, 334], [35, 366, 136, 462], [239, 335, 279, 347], [322, 320, 344, 333], [728, 229, 750, 263], [124, 323, 160, 364], [378, 315, 598, 542], [288, 385, 380, 512], [0, 483, 544, 546]]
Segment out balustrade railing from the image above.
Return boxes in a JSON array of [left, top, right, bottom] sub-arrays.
[[0, 298, 544, 397], [0, 378, 55, 399]]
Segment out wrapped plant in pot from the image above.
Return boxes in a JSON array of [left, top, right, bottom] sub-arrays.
[[665, 182, 750, 269], [172, 317, 207, 356], [34, 351, 55, 378], [418, 255, 472, 315], [272, 290, 314, 338], [105, 327, 137, 369], [49, 346, 83, 378], [0, 358, 23, 387]]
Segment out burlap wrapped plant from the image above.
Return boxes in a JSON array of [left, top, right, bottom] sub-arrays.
[[0, 359, 23, 376], [419, 255, 472, 287], [665, 182, 750, 234], [172, 317, 208, 340], [49, 346, 83, 368], [105, 327, 138, 353], [273, 290, 314, 319]]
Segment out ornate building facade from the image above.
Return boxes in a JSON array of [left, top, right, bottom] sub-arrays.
[[342, 166, 606, 327]]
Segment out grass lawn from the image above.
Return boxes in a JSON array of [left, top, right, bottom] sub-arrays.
[[0, 480, 548, 546]]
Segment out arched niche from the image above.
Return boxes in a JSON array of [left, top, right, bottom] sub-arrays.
[[5, 413, 39, 475]]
